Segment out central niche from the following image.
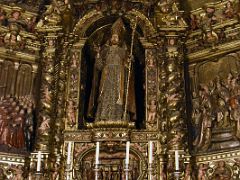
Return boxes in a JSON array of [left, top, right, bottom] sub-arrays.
[[78, 16, 145, 129]]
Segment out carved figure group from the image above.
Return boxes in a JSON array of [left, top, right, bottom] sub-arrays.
[[0, 95, 35, 151], [212, 161, 231, 180], [189, 1, 237, 32], [192, 73, 240, 151], [0, 7, 36, 32]]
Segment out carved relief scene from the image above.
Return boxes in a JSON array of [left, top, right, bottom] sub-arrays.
[[0, 59, 37, 154], [191, 53, 240, 153], [74, 143, 142, 180], [0, 1, 38, 161]]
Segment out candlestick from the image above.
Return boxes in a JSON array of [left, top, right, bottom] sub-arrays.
[[95, 164, 99, 180], [148, 163, 153, 180], [67, 142, 72, 165], [174, 150, 179, 171], [36, 151, 41, 172], [126, 141, 130, 165], [148, 141, 153, 164], [125, 163, 129, 180], [95, 142, 100, 165]]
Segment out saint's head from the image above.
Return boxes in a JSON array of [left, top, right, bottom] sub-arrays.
[[110, 34, 119, 45], [110, 18, 125, 46]]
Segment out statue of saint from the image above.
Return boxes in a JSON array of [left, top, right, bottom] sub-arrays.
[[88, 18, 136, 122]]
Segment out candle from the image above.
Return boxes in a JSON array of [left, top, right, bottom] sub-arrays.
[[37, 151, 41, 172], [95, 142, 100, 165], [148, 141, 153, 164], [126, 141, 130, 165], [67, 142, 72, 165], [175, 150, 179, 171]]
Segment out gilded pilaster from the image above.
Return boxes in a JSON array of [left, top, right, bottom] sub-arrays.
[[155, 0, 188, 178], [29, 0, 73, 177], [66, 38, 86, 130]]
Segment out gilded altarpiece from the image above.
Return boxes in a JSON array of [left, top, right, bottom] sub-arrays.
[[0, 0, 240, 180]]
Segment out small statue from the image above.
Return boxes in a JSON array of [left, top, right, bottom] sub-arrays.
[[147, 100, 157, 123], [212, 161, 231, 179], [168, 130, 184, 146], [67, 101, 76, 127], [160, 164, 167, 180], [190, 14, 199, 31], [147, 53, 155, 68], [229, 98, 240, 139], [88, 18, 136, 121], [43, 86, 51, 103], [197, 163, 208, 180], [223, 1, 235, 19], [0, 168, 7, 179], [0, 8, 7, 26], [24, 107, 34, 151], [12, 165, 24, 180], [12, 109, 25, 149], [38, 116, 50, 135], [71, 53, 78, 68], [193, 108, 212, 152], [204, 30, 218, 49], [51, 163, 60, 180], [37, 0, 72, 29], [184, 164, 195, 180]]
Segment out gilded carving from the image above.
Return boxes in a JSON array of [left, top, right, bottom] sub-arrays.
[[192, 72, 240, 152], [0, 96, 35, 152], [146, 49, 158, 130], [87, 18, 136, 123], [1, 0, 240, 180]]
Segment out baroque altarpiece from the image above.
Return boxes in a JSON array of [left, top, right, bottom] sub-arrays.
[[0, 0, 240, 179]]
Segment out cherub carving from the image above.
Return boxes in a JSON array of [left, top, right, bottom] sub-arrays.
[[39, 116, 50, 134], [147, 100, 157, 123]]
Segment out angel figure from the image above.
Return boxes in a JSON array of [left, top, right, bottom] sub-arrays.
[[38, 116, 50, 135], [147, 100, 157, 123]]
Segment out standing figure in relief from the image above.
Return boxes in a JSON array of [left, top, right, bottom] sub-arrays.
[[193, 108, 212, 151], [88, 18, 136, 121], [197, 164, 208, 180], [212, 161, 231, 180], [229, 97, 240, 139]]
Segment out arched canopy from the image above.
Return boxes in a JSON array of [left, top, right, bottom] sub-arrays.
[[73, 9, 156, 38]]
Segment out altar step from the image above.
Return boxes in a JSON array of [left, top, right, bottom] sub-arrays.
[[210, 128, 240, 151]]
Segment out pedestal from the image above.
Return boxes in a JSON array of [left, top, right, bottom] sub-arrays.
[[174, 171, 181, 180], [124, 164, 129, 180], [148, 163, 153, 180]]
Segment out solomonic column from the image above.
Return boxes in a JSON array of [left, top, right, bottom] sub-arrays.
[[156, 1, 189, 179]]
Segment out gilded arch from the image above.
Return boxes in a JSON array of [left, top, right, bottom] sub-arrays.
[[73, 9, 156, 38]]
